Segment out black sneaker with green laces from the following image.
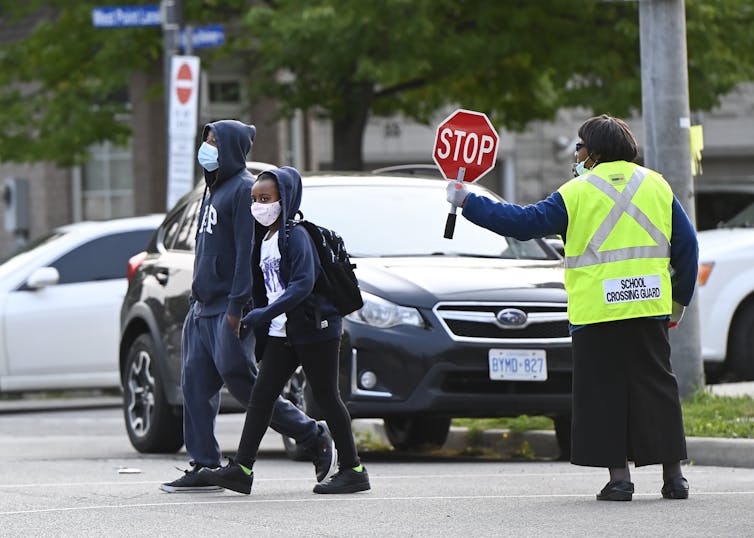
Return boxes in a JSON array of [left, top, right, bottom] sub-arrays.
[[199, 458, 254, 495], [313, 465, 370, 494], [159, 463, 223, 493]]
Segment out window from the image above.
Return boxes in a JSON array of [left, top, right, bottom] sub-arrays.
[[51, 230, 153, 284], [173, 197, 202, 252], [208, 81, 241, 103], [81, 141, 134, 220], [159, 207, 186, 251]]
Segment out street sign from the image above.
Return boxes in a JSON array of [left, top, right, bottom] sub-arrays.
[[91, 5, 160, 28], [433, 109, 499, 183], [180, 25, 225, 50], [433, 109, 499, 239], [168, 57, 199, 133], [167, 56, 201, 209]]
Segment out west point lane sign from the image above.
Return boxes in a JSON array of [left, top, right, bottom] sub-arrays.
[[92, 6, 225, 49], [92, 5, 161, 28]]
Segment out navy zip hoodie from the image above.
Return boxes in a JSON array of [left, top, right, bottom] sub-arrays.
[[242, 166, 342, 344], [191, 120, 256, 318]]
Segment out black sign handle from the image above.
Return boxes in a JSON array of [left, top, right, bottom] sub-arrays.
[[444, 167, 466, 239]]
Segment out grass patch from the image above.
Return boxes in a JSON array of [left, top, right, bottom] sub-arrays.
[[452, 392, 754, 439], [682, 390, 754, 438], [354, 429, 392, 452], [453, 415, 554, 432]]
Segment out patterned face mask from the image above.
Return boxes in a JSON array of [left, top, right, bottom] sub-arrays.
[[251, 200, 281, 226]]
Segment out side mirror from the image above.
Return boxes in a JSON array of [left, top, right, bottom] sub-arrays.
[[26, 267, 60, 289]]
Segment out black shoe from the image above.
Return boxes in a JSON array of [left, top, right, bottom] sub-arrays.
[[596, 480, 634, 501], [198, 459, 254, 495], [313, 465, 371, 494], [661, 476, 689, 499], [159, 463, 223, 493], [308, 421, 337, 482]]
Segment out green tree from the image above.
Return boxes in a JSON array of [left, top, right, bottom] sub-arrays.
[[0, 0, 249, 167], [241, 0, 754, 169], [0, 0, 752, 170], [0, 1, 160, 166]]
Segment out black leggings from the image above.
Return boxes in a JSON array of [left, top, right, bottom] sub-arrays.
[[235, 336, 360, 469]]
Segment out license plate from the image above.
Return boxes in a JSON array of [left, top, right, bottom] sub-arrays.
[[488, 349, 547, 381]]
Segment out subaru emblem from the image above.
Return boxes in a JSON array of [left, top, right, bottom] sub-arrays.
[[495, 308, 528, 327]]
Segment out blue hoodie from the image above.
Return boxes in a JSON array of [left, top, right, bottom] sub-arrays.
[[191, 120, 257, 318], [242, 166, 342, 344]]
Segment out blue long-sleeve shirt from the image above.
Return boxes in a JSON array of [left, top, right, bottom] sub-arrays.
[[462, 190, 698, 306]]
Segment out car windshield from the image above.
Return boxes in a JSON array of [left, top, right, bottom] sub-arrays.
[[722, 201, 754, 228], [299, 184, 556, 260]]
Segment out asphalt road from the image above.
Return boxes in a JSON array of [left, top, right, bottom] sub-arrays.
[[1, 406, 754, 537]]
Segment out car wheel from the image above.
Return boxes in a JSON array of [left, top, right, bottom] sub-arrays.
[[729, 301, 754, 380], [383, 416, 451, 451], [281, 366, 323, 461], [553, 415, 572, 461], [123, 334, 183, 453]]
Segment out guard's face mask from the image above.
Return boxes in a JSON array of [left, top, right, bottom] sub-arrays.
[[572, 154, 596, 177]]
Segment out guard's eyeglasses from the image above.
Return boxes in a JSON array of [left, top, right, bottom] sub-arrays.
[[575, 142, 585, 151]]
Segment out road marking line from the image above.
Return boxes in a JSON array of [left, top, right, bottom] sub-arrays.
[[0, 467, 738, 489], [2, 491, 754, 516]]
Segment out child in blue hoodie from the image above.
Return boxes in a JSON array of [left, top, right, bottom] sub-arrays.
[[161, 123, 335, 493], [200, 166, 370, 495]]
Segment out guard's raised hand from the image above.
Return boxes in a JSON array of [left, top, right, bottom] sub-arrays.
[[446, 181, 469, 207]]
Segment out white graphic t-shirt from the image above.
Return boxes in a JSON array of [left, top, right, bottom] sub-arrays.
[[259, 231, 287, 336]]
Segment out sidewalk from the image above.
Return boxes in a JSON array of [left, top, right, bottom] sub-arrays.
[[2, 383, 753, 468]]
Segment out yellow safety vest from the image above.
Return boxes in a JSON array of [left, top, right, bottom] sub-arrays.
[[558, 161, 673, 325]]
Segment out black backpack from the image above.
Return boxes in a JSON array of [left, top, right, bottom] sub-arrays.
[[291, 218, 364, 316]]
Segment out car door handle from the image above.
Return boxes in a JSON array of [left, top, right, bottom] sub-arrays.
[[155, 269, 169, 285]]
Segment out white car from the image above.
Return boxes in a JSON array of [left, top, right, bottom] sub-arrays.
[[697, 202, 754, 379], [0, 215, 163, 393]]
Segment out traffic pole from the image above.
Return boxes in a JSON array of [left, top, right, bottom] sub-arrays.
[[161, 0, 182, 154], [640, 0, 704, 397]]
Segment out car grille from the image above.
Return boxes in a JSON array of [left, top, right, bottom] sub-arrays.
[[433, 301, 570, 345]]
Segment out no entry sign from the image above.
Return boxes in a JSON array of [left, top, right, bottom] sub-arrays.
[[167, 55, 200, 209], [175, 62, 194, 104], [433, 109, 499, 183], [168, 56, 200, 134]]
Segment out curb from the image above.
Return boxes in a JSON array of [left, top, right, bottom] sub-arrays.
[[4, 397, 754, 468], [0, 396, 122, 414], [352, 419, 754, 469]]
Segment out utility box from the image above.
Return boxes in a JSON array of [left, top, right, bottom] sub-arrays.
[[3, 177, 30, 235]]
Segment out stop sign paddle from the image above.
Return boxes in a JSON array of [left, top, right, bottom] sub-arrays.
[[432, 109, 499, 239]]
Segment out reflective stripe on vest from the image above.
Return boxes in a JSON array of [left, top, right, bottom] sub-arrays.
[[558, 162, 673, 324], [565, 167, 670, 269]]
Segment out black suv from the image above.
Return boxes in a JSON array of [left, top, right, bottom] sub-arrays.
[[119, 173, 572, 458]]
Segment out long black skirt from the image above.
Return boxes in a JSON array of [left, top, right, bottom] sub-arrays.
[[570, 317, 687, 468]]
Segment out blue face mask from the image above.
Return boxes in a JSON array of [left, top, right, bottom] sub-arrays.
[[572, 160, 588, 177], [197, 142, 219, 172], [572, 155, 596, 177]]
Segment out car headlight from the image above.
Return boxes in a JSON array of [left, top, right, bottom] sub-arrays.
[[346, 291, 425, 328]]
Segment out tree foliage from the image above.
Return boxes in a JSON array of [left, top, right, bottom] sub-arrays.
[[0, 1, 161, 165], [0, 0, 752, 168]]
